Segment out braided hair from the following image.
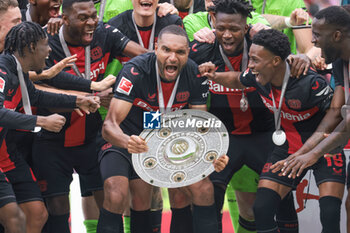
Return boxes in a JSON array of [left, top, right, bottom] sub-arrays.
[[4, 21, 47, 56], [208, 0, 254, 19]]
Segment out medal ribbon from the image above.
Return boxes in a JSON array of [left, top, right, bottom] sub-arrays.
[[155, 61, 180, 113], [13, 55, 41, 132], [131, 12, 157, 50], [270, 62, 290, 132], [59, 26, 91, 80]]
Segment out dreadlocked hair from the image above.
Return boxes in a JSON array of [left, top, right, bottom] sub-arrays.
[[208, 0, 254, 18], [4, 21, 47, 56]]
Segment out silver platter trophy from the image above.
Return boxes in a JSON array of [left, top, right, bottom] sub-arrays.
[[132, 109, 229, 188]]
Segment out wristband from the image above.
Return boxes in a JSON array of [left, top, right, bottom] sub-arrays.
[[284, 17, 293, 28]]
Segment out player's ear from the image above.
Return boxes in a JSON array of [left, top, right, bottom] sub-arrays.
[[154, 42, 158, 55], [333, 30, 342, 42], [272, 56, 282, 66]]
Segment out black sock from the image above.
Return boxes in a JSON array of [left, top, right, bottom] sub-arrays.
[[170, 205, 193, 233], [192, 204, 218, 233], [253, 188, 281, 233], [46, 213, 70, 233], [319, 196, 342, 233], [238, 215, 256, 231], [213, 184, 226, 233], [96, 208, 123, 233], [130, 209, 152, 233], [276, 192, 298, 233], [150, 209, 162, 233]]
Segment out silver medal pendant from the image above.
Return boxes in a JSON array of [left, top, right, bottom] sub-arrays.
[[341, 105, 350, 119], [272, 129, 286, 146], [240, 90, 248, 112]]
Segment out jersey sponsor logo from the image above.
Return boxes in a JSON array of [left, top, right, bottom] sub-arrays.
[[287, 99, 301, 110], [117, 77, 133, 95], [89, 62, 105, 80], [208, 80, 253, 94], [90, 46, 103, 60], [130, 67, 139, 76], [261, 96, 311, 122], [191, 43, 198, 52], [0, 77, 5, 92], [0, 69, 7, 75], [315, 86, 332, 96], [176, 91, 189, 102]]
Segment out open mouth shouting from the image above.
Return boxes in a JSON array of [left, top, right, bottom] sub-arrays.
[[140, 1, 153, 10], [164, 64, 179, 80]]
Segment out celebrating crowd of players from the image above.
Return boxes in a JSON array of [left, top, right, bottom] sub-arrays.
[[1, 0, 350, 232]]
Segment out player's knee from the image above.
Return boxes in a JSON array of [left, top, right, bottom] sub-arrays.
[[192, 180, 214, 200], [6, 207, 26, 232], [27, 203, 48, 227], [345, 194, 350, 212], [132, 193, 151, 210], [169, 189, 190, 208], [103, 179, 128, 208], [238, 206, 255, 221], [46, 195, 70, 215]]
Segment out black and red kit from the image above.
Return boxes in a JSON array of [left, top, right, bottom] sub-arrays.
[[39, 22, 130, 147], [98, 52, 208, 179], [240, 68, 345, 187]]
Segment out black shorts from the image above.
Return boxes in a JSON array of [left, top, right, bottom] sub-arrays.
[[32, 139, 103, 197], [98, 144, 139, 181], [0, 170, 16, 208], [210, 132, 274, 186], [344, 150, 350, 188], [5, 156, 42, 204], [261, 147, 346, 189]]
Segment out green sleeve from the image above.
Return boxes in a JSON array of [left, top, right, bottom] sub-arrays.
[[95, 0, 133, 23], [183, 12, 211, 41]]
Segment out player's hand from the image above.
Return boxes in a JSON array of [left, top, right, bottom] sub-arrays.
[[90, 75, 116, 91], [41, 55, 78, 80], [127, 135, 149, 154], [312, 55, 327, 71], [287, 54, 311, 78], [198, 62, 216, 80], [37, 114, 66, 132], [157, 2, 179, 17], [249, 23, 270, 39], [213, 155, 229, 172], [46, 17, 63, 36], [271, 152, 318, 179], [289, 8, 309, 26], [193, 27, 216, 44], [95, 88, 114, 108], [76, 96, 101, 114]]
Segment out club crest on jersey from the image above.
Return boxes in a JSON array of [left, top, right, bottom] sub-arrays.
[[117, 77, 133, 95], [287, 99, 302, 110], [0, 77, 5, 92], [143, 111, 161, 129], [90, 46, 102, 60], [176, 91, 189, 102]]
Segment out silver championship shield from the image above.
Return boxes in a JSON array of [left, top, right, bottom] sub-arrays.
[[132, 109, 229, 188]]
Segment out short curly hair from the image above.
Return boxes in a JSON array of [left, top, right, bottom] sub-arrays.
[[208, 0, 254, 19], [315, 6, 350, 32], [252, 29, 291, 60]]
